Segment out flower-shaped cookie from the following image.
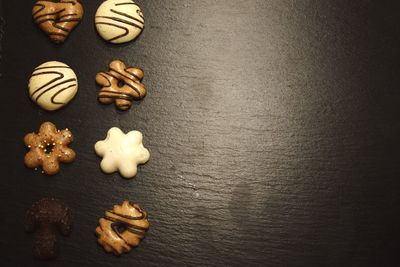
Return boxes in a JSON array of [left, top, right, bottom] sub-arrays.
[[96, 60, 146, 110], [95, 127, 150, 178], [24, 122, 76, 175]]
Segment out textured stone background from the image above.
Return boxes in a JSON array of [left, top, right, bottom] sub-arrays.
[[1, 1, 400, 266]]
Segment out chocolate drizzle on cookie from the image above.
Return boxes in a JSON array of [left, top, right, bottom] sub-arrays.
[[95, 0, 144, 44], [105, 209, 148, 237], [96, 60, 146, 110], [29, 62, 78, 111], [32, 0, 84, 43], [96, 201, 149, 255]]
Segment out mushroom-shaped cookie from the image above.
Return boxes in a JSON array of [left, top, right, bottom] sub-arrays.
[[96, 201, 149, 255], [25, 198, 73, 260], [24, 122, 76, 175], [96, 60, 146, 110]]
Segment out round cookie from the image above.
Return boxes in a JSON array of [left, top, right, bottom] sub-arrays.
[[95, 0, 144, 44], [96, 201, 149, 255], [28, 61, 78, 111]]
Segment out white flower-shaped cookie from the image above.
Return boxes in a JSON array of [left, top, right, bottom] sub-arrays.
[[95, 127, 150, 178]]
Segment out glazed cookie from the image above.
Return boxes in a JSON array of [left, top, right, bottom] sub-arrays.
[[24, 122, 76, 175], [29, 61, 78, 111], [95, 0, 144, 44], [96, 60, 146, 110], [25, 198, 73, 260], [32, 0, 84, 43], [96, 201, 149, 255], [95, 127, 150, 178]]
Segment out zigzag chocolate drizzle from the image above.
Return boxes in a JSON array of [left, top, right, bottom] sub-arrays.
[[28, 62, 78, 111], [30, 67, 77, 104], [95, 0, 144, 43], [96, 60, 146, 110], [96, 201, 149, 255], [32, 0, 84, 43]]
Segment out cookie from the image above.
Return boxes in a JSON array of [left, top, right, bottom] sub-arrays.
[[95, 0, 144, 44], [24, 122, 76, 175], [32, 0, 84, 44], [25, 198, 73, 260], [96, 201, 149, 255], [94, 127, 150, 178], [29, 61, 78, 111], [96, 60, 146, 110]]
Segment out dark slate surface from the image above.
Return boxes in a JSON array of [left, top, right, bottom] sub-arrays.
[[1, 0, 400, 266]]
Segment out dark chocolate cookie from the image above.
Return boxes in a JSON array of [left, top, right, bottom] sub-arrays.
[[25, 198, 73, 260]]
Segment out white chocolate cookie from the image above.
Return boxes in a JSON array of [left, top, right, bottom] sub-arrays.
[[28, 61, 78, 111], [95, 0, 144, 44], [95, 127, 150, 178]]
